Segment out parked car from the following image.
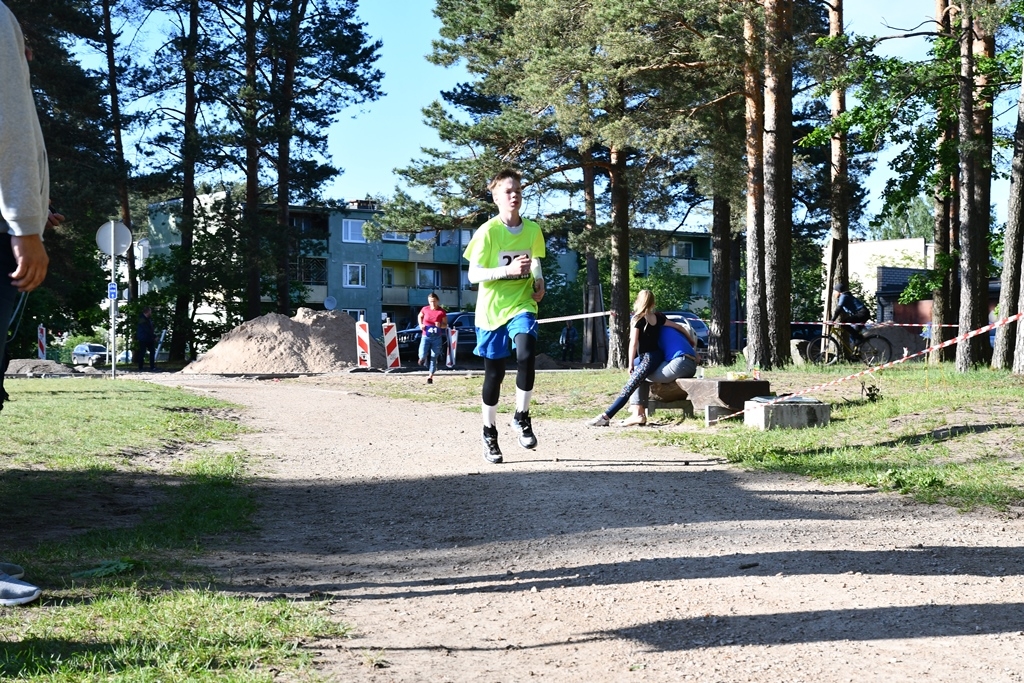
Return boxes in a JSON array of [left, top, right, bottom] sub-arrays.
[[71, 343, 108, 366], [397, 311, 478, 362]]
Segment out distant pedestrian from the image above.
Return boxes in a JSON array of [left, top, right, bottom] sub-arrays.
[[136, 306, 156, 371], [559, 320, 577, 362], [417, 292, 447, 384]]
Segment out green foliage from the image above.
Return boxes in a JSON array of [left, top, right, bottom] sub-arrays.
[[629, 259, 694, 312], [867, 195, 934, 240], [898, 252, 955, 305]]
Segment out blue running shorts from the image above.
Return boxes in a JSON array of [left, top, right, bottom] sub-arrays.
[[474, 312, 538, 359]]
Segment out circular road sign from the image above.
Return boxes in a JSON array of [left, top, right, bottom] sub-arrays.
[[96, 220, 133, 256]]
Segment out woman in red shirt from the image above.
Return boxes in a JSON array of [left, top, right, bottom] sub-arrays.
[[417, 292, 448, 384]]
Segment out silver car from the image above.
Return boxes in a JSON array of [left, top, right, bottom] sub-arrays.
[[71, 343, 108, 366]]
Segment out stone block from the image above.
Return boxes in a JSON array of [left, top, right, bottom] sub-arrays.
[[744, 396, 830, 431]]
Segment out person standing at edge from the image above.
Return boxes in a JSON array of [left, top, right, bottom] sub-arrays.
[[559, 319, 577, 362], [464, 169, 545, 464], [136, 306, 156, 371], [0, 0, 53, 607]]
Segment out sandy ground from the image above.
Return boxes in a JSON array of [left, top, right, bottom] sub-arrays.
[[143, 372, 1024, 683]]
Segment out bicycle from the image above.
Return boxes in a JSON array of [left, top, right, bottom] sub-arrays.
[[806, 322, 893, 366]]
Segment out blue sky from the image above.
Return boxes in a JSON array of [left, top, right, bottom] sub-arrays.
[[325, 1, 1007, 226]]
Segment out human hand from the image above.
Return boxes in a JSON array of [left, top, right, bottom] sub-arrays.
[[505, 254, 531, 278], [10, 234, 49, 292], [532, 278, 545, 302], [46, 211, 65, 229]]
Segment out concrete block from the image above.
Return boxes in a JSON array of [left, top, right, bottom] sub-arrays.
[[705, 404, 735, 426], [744, 396, 830, 431], [648, 400, 694, 418]]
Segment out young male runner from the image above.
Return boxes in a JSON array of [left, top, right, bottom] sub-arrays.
[[464, 169, 545, 464]]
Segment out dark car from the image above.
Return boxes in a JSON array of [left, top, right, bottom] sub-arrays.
[[397, 311, 478, 362]]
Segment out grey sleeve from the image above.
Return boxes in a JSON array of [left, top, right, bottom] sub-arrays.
[[0, 6, 49, 237]]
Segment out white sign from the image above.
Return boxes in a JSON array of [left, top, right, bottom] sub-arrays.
[[96, 221, 132, 256]]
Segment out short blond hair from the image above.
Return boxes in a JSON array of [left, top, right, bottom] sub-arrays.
[[487, 169, 522, 192]]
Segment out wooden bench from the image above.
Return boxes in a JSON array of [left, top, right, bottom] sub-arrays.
[[649, 378, 772, 421]]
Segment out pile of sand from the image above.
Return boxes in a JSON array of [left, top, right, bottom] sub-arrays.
[[182, 308, 387, 374], [5, 359, 73, 375]]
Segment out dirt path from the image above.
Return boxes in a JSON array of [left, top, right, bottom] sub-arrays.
[[150, 373, 1024, 683]]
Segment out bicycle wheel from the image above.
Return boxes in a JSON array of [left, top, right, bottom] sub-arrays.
[[858, 334, 892, 366], [806, 335, 842, 365]]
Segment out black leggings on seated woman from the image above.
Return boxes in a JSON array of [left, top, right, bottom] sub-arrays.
[[603, 350, 664, 419]]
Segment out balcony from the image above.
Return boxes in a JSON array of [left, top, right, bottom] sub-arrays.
[[381, 286, 469, 310]]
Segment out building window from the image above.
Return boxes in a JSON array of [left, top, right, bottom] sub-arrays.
[[289, 256, 328, 285], [343, 219, 366, 243], [382, 266, 394, 287], [381, 231, 408, 242], [290, 213, 328, 238], [671, 241, 694, 259], [343, 308, 365, 321], [344, 263, 366, 288], [438, 230, 457, 247], [418, 267, 440, 289]]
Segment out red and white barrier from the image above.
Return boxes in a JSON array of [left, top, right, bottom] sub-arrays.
[[382, 322, 400, 369], [447, 328, 458, 368], [356, 317, 370, 368], [711, 312, 1024, 425], [37, 324, 45, 359]]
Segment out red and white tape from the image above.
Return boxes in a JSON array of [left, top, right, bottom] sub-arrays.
[[711, 312, 1023, 425], [731, 320, 960, 328]]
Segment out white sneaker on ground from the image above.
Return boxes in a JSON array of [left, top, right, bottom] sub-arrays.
[[0, 572, 41, 606], [588, 414, 610, 427]]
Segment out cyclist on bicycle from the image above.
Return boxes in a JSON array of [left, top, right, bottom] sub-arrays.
[[831, 282, 870, 344]]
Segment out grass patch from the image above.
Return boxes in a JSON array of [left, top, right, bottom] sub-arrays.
[[0, 379, 243, 468], [652, 364, 1024, 510], [0, 379, 350, 682], [332, 363, 1024, 510], [0, 590, 349, 681]]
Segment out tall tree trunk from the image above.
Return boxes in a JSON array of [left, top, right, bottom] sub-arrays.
[[101, 0, 137, 302], [170, 0, 200, 361], [1001, 58, 1024, 370], [956, 0, 984, 370], [581, 153, 606, 365], [972, 2, 994, 357], [274, 0, 304, 315], [608, 145, 630, 369], [743, 9, 769, 368], [243, 0, 263, 320], [762, 0, 793, 368], [931, 0, 954, 364], [710, 194, 733, 366], [826, 0, 848, 319]]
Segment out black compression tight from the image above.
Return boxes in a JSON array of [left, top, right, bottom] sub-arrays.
[[481, 333, 537, 406]]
